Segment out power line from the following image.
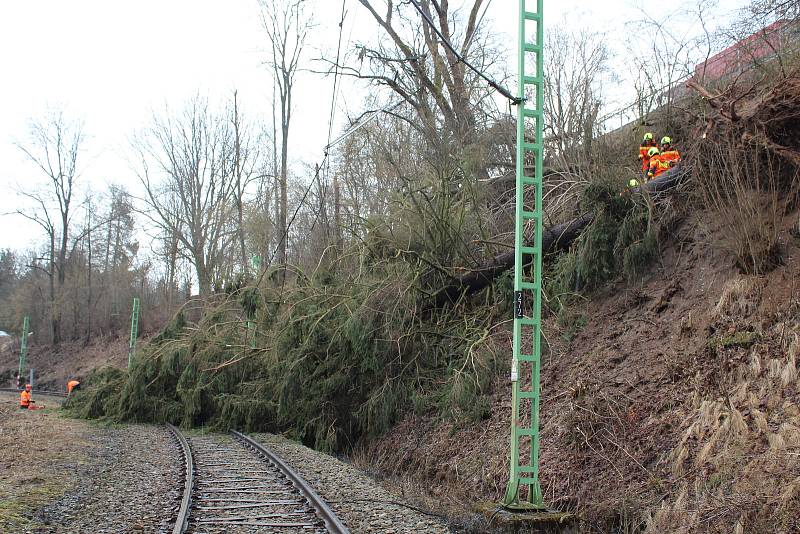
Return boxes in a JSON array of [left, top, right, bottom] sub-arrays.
[[325, 0, 348, 163], [325, 99, 405, 151], [407, 0, 521, 104]]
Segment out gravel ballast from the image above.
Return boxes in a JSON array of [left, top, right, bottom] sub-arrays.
[[35, 423, 181, 533], [2, 390, 448, 532], [252, 433, 449, 534]]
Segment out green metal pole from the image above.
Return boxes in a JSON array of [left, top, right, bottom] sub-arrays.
[[128, 297, 140, 368], [503, 0, 545, 509], [247, 320, 256, 349], [18, 315, 30, 386]]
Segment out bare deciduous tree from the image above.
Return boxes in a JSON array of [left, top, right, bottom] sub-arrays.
[[259, 0, 311, 271], [544, 26, 610, 172], [134, 97, 236, 295], [15, 111, 84, 344], [624, 3, 711, 124], [354, 0, 499, 154], [229, 90, 265, 273]]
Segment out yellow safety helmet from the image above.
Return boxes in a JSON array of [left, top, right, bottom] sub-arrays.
[[643, 132, 654, 142], [629, 178, 640, 188], [647, 147, 660, 158], [660, 136, 672, 145]]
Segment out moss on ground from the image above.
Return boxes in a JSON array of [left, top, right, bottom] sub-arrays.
[[707, 330, 760, 349], [0, 481, 65, 531]]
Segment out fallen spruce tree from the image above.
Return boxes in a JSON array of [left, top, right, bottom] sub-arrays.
[[429, 165, 690, 307]]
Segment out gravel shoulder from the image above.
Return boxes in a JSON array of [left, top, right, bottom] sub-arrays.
[[0, 391, 180, 533], [251, 433, 449, 534]]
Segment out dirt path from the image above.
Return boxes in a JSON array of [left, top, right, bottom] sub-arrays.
[[0, 392, 180, 533]]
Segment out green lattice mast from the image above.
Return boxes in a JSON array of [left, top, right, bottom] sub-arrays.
[[128, 297, 140, 368], [18, 315, 30, 385], [503, 0, 545, 509]]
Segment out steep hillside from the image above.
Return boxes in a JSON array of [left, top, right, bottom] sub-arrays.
[[0, 335, 131, 391], [362, 208, 800, 532]]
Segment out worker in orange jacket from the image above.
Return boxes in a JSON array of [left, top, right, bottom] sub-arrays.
[[659, 136, 681, 168], [19, 384, 32, 410], [67, 379, 81, 395], [647, 147, 671, 179], [638, 132, 657, 172]]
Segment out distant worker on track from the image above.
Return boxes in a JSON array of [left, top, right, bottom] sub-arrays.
[[67, 379, 81, 395], [638, 132, 657, 172], [19, 384, 32, 410], [659, 136, 681, 168]]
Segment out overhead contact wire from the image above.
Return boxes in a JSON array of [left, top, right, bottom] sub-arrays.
[[407, 0, 521, 104]]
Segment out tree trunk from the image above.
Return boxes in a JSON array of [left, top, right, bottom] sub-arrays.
[[271, 87, 279, 265], [333, 171, 342, 252], [167, 230, 178, 310], [196, 254, 210, 296], [85, 208, 93, 344], [49, 230, 59, 345], [233, 91, 247, 272], [428, 166, 688, 308], [278, 90, 289, 269]]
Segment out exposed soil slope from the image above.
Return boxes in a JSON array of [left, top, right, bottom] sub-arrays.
[[0, 335, 131, 391], [364, 209, 800, 533]]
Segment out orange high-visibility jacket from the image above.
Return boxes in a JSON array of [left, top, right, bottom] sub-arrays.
[[648, 155, 671, 178], [20, 390, 30, 408], [638, 143, 656, 172], [67, 380, 80, 394], [660, 148, 681, 167]]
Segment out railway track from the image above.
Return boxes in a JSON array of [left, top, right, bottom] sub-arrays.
[[167, 424, 349, 533], [0, 387, 67, 398]]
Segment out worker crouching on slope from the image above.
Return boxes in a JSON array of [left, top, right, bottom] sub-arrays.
[[638, 132, 657, 173], [647, 147, 671, 180], [67, 379, 81, 396], [659, 136, 681, 168], [19, 384, 32, 409]]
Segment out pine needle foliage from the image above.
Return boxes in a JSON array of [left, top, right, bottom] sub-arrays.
[[546, 180, 659, 313], [64, 366, 126, 419], [69, 261, 502, 452]]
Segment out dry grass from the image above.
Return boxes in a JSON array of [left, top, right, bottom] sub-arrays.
[[651, 318, 800, 534], [0, 393, 88, 531], [698, 140, 783, 275], [712, 277, 764, 323]]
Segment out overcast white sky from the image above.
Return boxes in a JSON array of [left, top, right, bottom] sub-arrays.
[[0, 0, 745, 253]]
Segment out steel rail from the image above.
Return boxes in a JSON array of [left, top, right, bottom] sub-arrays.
[[166, 424, 193, 534], [231, 430, 350, 534], [0, 387, 67, 398]]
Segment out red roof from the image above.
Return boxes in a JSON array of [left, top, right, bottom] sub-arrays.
[[694, 20, 791, 81]]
